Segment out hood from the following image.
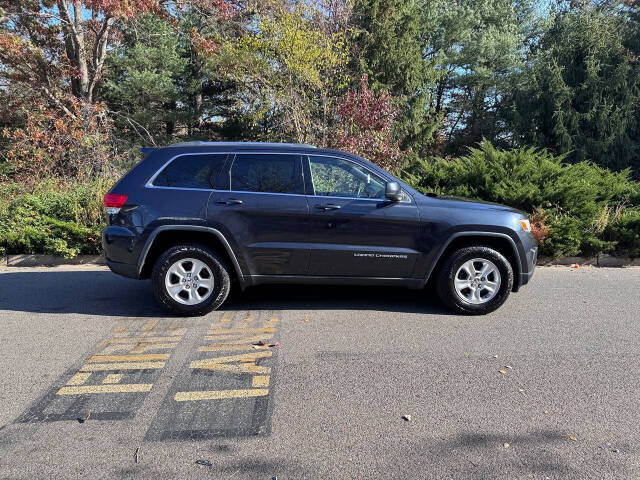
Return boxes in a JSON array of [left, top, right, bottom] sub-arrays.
[[426, 194, 526, 215]]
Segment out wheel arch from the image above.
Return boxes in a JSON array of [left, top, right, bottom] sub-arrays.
[[425, 232, 523, 291], [137, 226, 246, 287]]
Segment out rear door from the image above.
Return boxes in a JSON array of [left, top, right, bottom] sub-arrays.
[[304, 154, 420, 278], [145, 152, 228, 220], [207, 152, 309, 276]]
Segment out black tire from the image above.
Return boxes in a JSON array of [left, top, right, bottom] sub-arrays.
[[435, 246, 514, 315], [152, 243, 231, 316]]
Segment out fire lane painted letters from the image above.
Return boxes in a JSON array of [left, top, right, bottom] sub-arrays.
[[17, 319, 186, 423], [144, 311, 279, 441]]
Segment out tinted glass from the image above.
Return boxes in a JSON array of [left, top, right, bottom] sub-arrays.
[[229, 154, 303, 194], [308, 155, 386, 199], [153, 154, 227, 189]]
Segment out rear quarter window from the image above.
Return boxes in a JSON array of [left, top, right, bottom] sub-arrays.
[[152, 154, 227, 189]]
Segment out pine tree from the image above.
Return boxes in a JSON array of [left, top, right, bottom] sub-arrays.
[[351, 0, 441, 151], [506, 3, 640, 176]]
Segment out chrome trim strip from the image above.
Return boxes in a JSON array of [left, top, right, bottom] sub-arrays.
[[146, 186, 214, 192], [146, 151, 231, 189], [144, 150, 412, 203]]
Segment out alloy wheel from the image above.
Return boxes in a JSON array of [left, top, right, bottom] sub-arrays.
[[165, 258, 214, 305], [453, 258, 501, 304]]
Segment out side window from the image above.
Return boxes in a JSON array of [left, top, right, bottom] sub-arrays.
[[228, 154, 303, 194], [153, 154, 227, 189], [308, 155, 386, 199]]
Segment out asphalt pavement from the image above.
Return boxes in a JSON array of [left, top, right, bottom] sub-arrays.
[[0, 264, 639, 480]]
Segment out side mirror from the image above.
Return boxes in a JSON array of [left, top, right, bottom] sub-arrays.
[[385, 181, 403, 202]]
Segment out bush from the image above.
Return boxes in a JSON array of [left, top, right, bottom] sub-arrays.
[[0, 178, 113, 257], [401, 141, 640, 257]]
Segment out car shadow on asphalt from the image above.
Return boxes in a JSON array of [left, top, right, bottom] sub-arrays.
[[0, 269, 453, 317]]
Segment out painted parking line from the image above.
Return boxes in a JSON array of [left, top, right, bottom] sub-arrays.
[[16, 318, 188, 423], [251, 375, 270, 388], [174, 389, 269, 401], [66, 372, 92, 386], [145, 311, 279, 440], [79, 361, 166, 371], [56, 384, 153, 395], [102, 374, 123, 384], [88, 354, 170, 362]]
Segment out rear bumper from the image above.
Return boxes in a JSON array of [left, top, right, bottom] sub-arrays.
[[106, 259, 140, 279], [102, 225, 142, 279]]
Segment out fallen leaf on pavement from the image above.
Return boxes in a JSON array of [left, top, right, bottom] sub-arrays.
[[568, 434, 577, 441]]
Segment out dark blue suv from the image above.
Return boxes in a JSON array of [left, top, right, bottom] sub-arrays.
[[102, 141, 537, 315]]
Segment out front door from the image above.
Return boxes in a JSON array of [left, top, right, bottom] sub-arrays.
[[207, 152, 309, 276], [304, 154, 420, 278]]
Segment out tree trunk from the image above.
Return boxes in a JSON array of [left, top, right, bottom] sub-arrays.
[[57, 0, 112, 103]]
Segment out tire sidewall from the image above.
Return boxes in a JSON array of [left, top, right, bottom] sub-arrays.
[[152, 244, 230, 316], [437, 246, 514, 315]]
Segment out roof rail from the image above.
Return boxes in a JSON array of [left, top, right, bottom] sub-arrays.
[[167, 141, 317, 149]]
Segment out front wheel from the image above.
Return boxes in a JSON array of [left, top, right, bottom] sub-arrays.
[[435, 246, 514, 315], [152, 243, 231, 316]]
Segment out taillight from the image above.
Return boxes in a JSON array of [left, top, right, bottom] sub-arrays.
[[104, 193, 128, 214]]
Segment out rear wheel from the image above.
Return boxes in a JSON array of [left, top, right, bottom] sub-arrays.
[[152, 243, 230, 316], [436, 246, 513, 315]]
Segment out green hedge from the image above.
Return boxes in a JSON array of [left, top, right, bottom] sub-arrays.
[[1, 142, 639, 259], [0, 179, 112, 258], [401, 142, 640, 257]]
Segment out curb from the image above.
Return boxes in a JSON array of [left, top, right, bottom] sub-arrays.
[[1, 254, 638, 268], [2, 255, 106, 267], [537, 255, 640, 267]]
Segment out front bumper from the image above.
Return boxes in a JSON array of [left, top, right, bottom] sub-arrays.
[[518, 245, 537, 288]]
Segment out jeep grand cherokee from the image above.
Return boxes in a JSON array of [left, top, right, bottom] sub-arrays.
[[102, 142, 537, 315]]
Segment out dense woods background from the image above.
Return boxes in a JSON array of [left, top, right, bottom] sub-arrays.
[[0, 0, 639, 258]]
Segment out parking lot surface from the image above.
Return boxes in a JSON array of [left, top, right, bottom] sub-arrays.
[[0, 265, 639, 479]]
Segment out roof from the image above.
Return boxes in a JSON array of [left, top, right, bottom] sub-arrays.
[[166, 141, 317, 149]]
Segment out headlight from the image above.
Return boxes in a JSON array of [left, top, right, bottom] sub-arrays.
[[520, 218, 531, 232]]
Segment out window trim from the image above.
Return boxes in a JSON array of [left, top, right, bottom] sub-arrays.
[[145, 150, 413, 203], [146, 152, 231, 191], [304, 154, 412, 203]]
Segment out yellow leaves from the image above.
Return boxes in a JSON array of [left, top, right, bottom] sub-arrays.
[[213, 5, 349, 91]]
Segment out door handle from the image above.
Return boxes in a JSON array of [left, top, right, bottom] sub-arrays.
[[217, 199, 243, 205], [315, 204, 341, 210]]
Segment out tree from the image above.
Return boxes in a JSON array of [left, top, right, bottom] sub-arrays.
[[506, 2, 640, 175], [332, 75, 404, 171], [0, 0, 157, 108], [103, 14, 187, 143], [351, 0, 440, 151], [430, 0, 527, 152], [208, 2, 350, 144]]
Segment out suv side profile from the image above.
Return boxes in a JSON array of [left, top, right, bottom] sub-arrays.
[[103, 142, 537, 315]]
